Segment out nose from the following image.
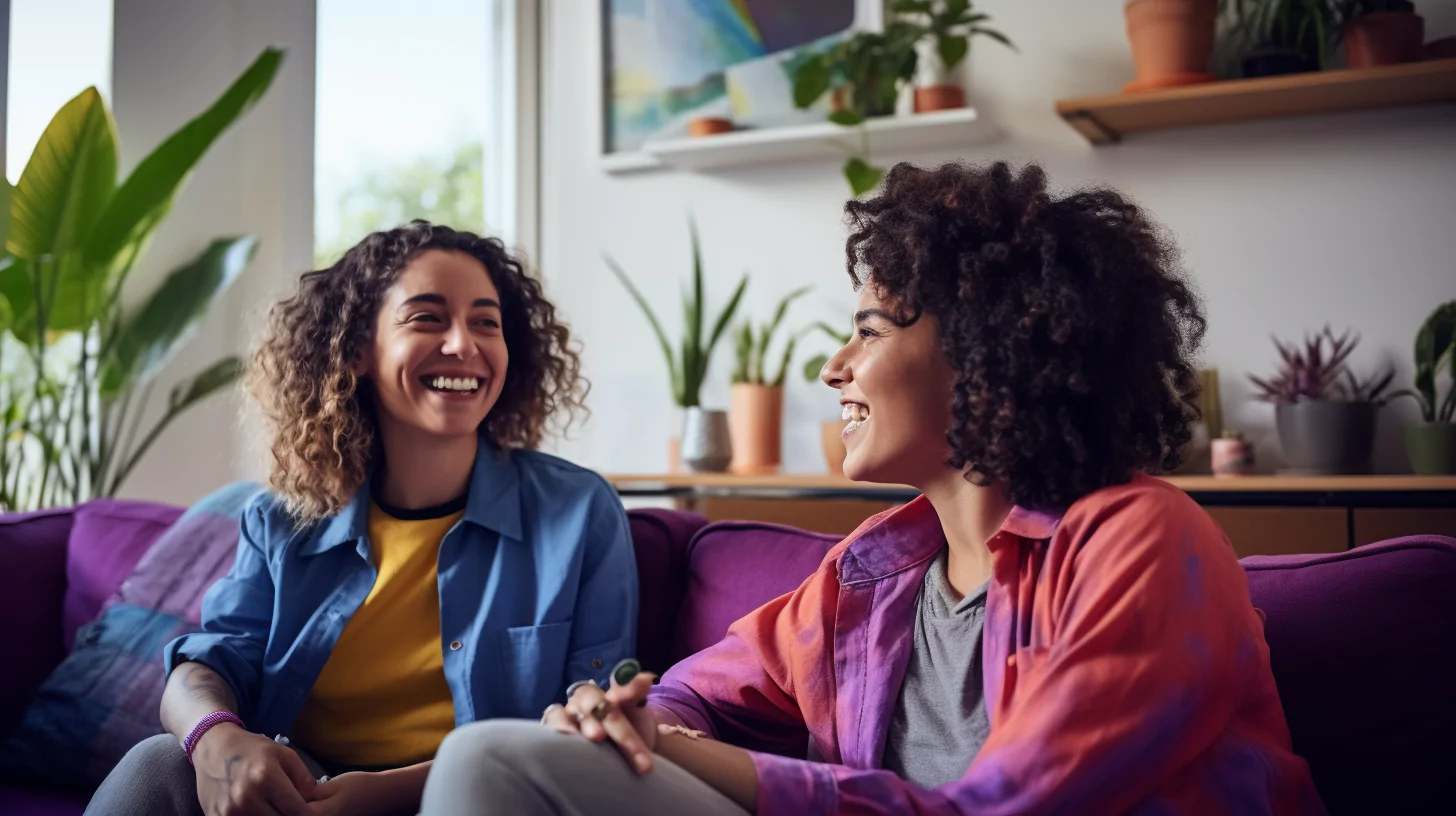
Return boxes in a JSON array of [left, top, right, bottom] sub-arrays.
[[440, 319, 478, 360], [820, 341, 853, 390]]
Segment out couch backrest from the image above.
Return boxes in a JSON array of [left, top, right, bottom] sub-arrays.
[[0, 508, 74, 733], [627, 509, 707, 674], [1244, 535, 1456, 815]]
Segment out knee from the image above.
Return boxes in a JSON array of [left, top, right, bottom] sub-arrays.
[[434, 720, 548, 772], [115, 733, 189, 776]]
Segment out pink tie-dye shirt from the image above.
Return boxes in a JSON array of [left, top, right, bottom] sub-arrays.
[[649, 474, 1327, 815]]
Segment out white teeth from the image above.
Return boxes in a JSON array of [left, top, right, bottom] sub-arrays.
[[842, 404, 852, 421], [841, 403, 870, 426], [428, 376, 480, 392]]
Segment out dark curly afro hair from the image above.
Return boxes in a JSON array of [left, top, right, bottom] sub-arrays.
[[844, 161, 1206, 510]]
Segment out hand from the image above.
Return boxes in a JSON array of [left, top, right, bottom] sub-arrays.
[[542, 671, 659, 774], [193, 724, 317, 816], [307, 772, 390, 816]]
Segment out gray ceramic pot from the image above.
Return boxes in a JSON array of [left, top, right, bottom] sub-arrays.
[[1405, 422, 1456, 475], [681, 407, 732, 473], [1275, 401, 1377, 474]]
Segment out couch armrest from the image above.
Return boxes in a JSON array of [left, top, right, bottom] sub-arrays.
[[0, 507, 75, 732]]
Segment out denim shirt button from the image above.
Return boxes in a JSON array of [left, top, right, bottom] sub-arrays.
[[450, 640, 462, 651], [590, 658, 603, 669]]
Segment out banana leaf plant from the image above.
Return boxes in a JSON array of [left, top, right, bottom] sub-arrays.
[[604, 218, 749, 408], [0, 48, 282, 511], [732, 286, 811, 387]]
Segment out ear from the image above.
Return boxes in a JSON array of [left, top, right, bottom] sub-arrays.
[[349, 351, 372, 379]]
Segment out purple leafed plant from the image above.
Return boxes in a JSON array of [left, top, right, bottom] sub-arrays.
[[1249, 326, 1396, 405]]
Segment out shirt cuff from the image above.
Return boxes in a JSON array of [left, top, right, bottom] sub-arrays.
[[749, 750, 838, 816]]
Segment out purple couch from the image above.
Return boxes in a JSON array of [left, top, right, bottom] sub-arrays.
[[3, 501, 1454, 815]]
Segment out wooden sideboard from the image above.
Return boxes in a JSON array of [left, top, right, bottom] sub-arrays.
[[606, 473, 1456, 558]]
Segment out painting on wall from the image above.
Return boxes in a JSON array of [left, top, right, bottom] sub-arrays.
[[601, 0, 882, 154]]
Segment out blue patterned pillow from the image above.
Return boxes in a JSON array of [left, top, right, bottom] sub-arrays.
[[0, 482, 261, 791]]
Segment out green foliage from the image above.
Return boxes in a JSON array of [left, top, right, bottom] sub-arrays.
[[1400, 301, 1456, 423], [1222, 0, 1342, 67], [791, 0, 1013, 197], [605, 218, 748, 407], [732, 287, 811, 387], [314, 141, 484, 269], [0, 49, 281, 511], [802, 322, 853, 383]]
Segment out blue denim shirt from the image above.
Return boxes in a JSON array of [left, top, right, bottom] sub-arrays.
[[164, 443, 637, 739]]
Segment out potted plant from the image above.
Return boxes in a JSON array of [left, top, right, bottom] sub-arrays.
[[1338, 0, 1425, 67], [0, 49, 283, 511], [802, 322, 853, 476], [1124, 0, 1218, 92], [1394, 301, 1456, 474], [790, 0, 1013, 196], [728, 287, 811, 475], [1249, 326, 1396, 474], [605, 218, 748, 473], [896, 0, 1015, 113], [1222, 0, 1340, 77]]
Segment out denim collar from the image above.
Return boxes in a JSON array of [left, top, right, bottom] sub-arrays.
[[302, 439, 522, 557]]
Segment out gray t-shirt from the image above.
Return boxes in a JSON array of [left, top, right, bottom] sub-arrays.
[[880, 548, 991, 788]]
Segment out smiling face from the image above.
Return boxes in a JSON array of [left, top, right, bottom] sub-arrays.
[[358, 249, 509, 444], [821, 283, 959, 487]]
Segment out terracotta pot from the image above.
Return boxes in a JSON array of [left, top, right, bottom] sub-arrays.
[[1344, 12, 1425, 68], [666, 436, 681, 474], [913, 85, 965, 113], [728, 384, 783, 475], [1423, 36, 1456, 61], [821, 419, 850, 476], [1123, 0, 1217, 93], [687, 117, 734, 137]]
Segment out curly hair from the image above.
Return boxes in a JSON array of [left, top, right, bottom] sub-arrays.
[[844, 162, 1206, 509], [247, 221, 585, 520]]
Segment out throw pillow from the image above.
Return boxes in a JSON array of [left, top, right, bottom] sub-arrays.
[[0, 482, 259, 792], [63, 500, 184, 651]]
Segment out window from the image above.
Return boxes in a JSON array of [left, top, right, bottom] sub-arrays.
[[5, 0, 112, 182], [314, 0, 523, 268]]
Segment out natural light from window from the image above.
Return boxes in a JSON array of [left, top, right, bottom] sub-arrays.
[[314, 0, 493, 269], [5, 0, 113, 183]]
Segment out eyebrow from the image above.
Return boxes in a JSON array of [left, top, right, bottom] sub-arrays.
[[854, 308, 896, 325], [399, 294, 501, 309]]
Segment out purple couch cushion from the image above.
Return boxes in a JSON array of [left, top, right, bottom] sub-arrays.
[[1244, 535, 1456, 815], [628, 509, 707, 674], [63, 500, 183, 651], [0, 785, 86, 816], [670, 521, 838, 665], [0, 485, 251, 793], [0, 508, 74, 734]]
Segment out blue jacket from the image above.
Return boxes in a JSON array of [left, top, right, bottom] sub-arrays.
[[164, 443, 638, 739]]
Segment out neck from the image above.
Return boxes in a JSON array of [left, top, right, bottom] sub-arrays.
[[918, 469, 1014, 599], [374, 425, 478, 510]]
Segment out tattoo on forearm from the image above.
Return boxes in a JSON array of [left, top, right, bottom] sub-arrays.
[[178, 663, 238, 711]]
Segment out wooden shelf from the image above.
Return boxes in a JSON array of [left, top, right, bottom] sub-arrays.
[[601, 107, 996, 174], [608, 472, 1456, 494], [1056, 58, 1456, 145]]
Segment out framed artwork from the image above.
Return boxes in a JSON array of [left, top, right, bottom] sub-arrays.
[[600, 0, 885, 156]]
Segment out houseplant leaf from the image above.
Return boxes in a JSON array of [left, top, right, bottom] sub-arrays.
[[605, 254, 680, 403], [1414, 301, 1456, 422], [84, 48, 283, 277], [793, 53, 831, 109], [108, 355, 243, 494], [0, 177, 11, 249], [100, 235, 258, 397], [937, 35, 969, 71], [7, 87, 117, 261], [844, 157, 886, 196], [828, 109, 864, 127]]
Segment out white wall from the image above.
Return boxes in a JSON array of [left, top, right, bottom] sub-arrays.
[[539, 0, 1456, 476], [111, 0, 314, 503]]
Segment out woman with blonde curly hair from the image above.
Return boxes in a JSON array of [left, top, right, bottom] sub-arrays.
[[88, 222, 638, 816]]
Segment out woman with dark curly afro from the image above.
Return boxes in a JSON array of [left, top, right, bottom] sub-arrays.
[[89, 223, 638, 816], [418, 164, 1326, 816]]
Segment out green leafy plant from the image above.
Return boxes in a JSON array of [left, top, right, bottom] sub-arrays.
[[801, 322, 853, 383], [732, 286, 811, 387], [1394, 301, 1456, 423], [0, 48, 282, 511], [605, 218, 749, 408], [1222, 0, 1342, 68], [792, 0, 1013, 196]]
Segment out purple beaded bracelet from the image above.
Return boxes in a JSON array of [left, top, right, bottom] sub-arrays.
[[184, 711, 245, 765]]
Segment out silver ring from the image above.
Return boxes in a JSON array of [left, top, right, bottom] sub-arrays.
[[590, 700, 612, 720]]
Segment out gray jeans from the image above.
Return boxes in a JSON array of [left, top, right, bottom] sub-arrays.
[[419, 720, 749, 816], [84, 733, 329, 816]]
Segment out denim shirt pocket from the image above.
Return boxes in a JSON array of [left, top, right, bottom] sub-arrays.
[[496, 621, 573, 716]]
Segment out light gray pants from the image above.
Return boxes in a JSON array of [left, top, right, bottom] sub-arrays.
[[419, 720, 749, 816], [84, 733, 329, 816]]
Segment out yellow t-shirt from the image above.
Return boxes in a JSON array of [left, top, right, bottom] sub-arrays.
[[292, 502, 461, 766]]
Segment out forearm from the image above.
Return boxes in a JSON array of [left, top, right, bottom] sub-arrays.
[[654, 731, 757, 813], [160, 661, 240, 744], [371, 761, 432, 813]]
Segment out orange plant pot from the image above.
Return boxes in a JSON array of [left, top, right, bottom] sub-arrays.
[[729, 384, 783, 475], [913, 85, 965, 113], [1344, 12, 1425, 68], [688, 117, 734, 137], [1123, 0, 1217, 93], [821, 420, 850, 476]]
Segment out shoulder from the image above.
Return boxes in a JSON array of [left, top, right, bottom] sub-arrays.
[[238, 490, 321, 555], [1055, 473, 1234, 577], [510, 449, 625, 521]]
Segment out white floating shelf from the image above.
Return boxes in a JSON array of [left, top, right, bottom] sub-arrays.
[[602, 107, 995, 175]]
